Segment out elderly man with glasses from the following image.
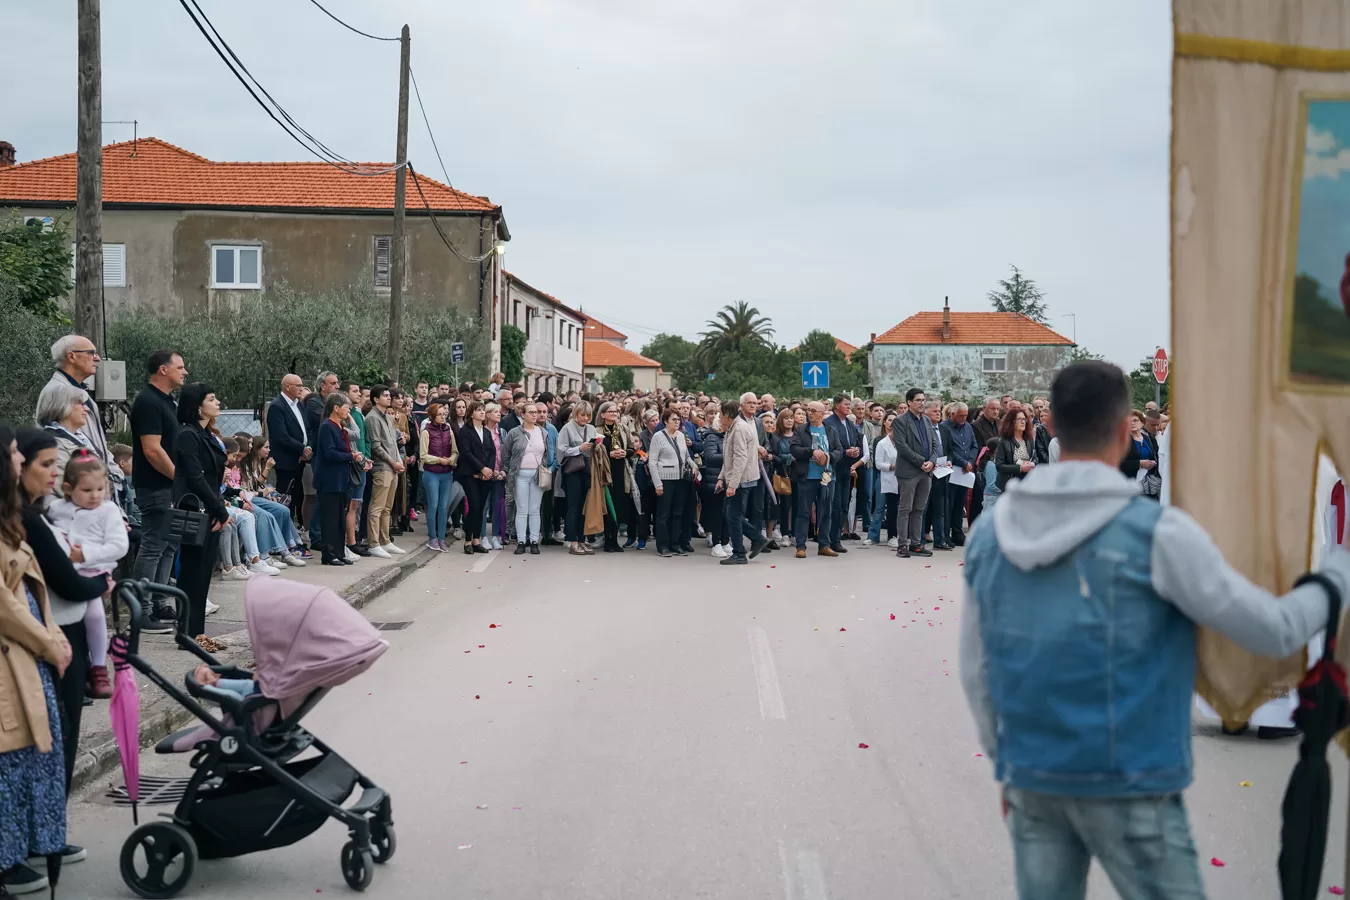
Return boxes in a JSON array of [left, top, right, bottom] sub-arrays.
[[37, 334, 116, 488]]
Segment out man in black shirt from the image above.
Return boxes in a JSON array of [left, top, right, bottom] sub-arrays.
[[129, 349, 187, 632]]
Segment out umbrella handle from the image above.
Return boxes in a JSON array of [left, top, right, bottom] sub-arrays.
[[1296, 573, 1344, 659]]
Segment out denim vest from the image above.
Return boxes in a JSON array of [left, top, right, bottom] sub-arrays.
[[965, 498, 1195, 797]]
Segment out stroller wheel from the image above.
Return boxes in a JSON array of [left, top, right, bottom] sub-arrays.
[[372, 824, 396, 864], [341, 841, 375, 891], [120, 822, 198, 899]]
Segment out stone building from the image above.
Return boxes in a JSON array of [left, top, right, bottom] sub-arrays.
[[869, 300, 1075, 399]]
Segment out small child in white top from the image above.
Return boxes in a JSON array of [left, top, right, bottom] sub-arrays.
[[47, 451, 127, 700]]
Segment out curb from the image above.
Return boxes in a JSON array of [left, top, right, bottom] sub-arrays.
[[71, 545, 433, 795]]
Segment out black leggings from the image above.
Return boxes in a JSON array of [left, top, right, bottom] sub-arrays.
[[318, 491, 348, 562], [58, 621, 90, 791], [699, 481, 728, 545], [462, 478, 488, 541], [654, 480, 687, 552], [178, 528, 221, 639]]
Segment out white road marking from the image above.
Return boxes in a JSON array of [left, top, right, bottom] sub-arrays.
[[748, 625, 786, 720], [469, 552, 498, 573], [778, 841, 827, 900]]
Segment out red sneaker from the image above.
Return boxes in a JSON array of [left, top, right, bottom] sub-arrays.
[[87, 665, 113, 700]]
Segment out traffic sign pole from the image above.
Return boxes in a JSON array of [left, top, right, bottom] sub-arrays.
[[1152, 347, 1169, 408]]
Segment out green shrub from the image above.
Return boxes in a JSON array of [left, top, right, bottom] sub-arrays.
[[107, 282, 491, 408], [0, 278, 66, 425]]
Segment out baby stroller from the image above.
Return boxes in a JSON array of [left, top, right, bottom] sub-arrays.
[[109, 578, 394, 898]]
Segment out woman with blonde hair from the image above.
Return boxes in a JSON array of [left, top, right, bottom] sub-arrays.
[[557, 401, 597, 555]]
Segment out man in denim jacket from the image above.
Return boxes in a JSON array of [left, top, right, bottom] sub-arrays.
[[960, 361, 1350, 899]]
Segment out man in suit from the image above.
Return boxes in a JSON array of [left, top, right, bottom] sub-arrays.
[[789, 401, 843, 558], [266, 374, 311, 525], [823, 394, 864, 554], [892, 387, 939, 558]]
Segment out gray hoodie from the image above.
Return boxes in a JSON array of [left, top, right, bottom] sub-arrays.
[[959, 460, 1350, 764]]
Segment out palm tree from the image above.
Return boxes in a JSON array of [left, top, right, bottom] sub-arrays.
[[698, 301, 774, 370]]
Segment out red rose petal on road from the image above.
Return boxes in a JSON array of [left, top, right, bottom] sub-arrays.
[[474, 695, 480, 699], [1210, 858, 1225, 868], [890, 614, 896, 620], [839, 627, 847, 632], [857, 742, 869, 749], [974, 752, 983, 757], [478, 644, 485, 648], [489, 624, 498, 628], [1329, 887, 1345, 896]]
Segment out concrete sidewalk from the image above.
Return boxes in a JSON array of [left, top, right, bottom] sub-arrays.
[[72, 533, 433, 791]]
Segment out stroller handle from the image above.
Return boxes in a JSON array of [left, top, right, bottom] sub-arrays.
[[111, 579, 192, 656]]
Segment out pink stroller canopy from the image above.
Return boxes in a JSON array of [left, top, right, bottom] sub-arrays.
[[245, 580, 388, 701]]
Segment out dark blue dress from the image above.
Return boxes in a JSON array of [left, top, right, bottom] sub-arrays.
[[0, 586, 67, 869]]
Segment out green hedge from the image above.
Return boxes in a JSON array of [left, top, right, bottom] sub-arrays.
[[107, 282, 491, 408]]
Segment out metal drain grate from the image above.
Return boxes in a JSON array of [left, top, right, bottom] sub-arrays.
[[102, 776, 193, 807], [371, 621, 413, 631]]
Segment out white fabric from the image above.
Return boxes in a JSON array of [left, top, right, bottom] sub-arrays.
[[874, 437, 898, 494], [46, 498, 128, 576], [284, 394, 307, 444]]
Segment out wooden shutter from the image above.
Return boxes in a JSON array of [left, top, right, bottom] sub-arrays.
[[102, 244, 126, 286], [373, 236, 392, 288]]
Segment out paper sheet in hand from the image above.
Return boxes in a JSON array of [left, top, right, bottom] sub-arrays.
[[950, 470, 976, 489], [933, 466, 953, 480]]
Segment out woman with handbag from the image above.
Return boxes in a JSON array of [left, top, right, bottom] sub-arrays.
[[647, 409, 692, 558], [696, 410, 729, 557], [503, 401, 549, 554], [1119, 410, 1160, 498], [314, 392, 362, 566], [769, 410, 797, 543], [455, 401, 496, 556], [556, 402, 596, 556], [596, 401, 635, 554], [173, 383, 231, 640]]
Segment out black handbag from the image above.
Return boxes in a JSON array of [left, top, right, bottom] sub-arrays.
[[167, 495, 211, 547]]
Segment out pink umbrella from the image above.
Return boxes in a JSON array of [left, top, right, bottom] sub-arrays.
[[108, 633, 141, 825]]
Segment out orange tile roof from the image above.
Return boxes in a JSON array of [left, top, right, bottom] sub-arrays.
[[582, 316, 628, 342], [583, 340, 661, 368], [874, 312, 1073, 346], [834, 337, 859, 356], [0, 137, 497, 213]]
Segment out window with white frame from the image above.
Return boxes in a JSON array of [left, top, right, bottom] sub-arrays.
[[372, 236, 392, 289], [211, 244, 261, 289], [982, 352, 1008, 373], [68, 242, 127, 287]]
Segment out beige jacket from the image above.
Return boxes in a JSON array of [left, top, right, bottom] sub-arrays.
[[722, 416, 761, 488], [0, 538, 66, 754]]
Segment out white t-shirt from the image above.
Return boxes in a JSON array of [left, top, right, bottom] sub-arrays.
[[520, 428, 545, 471]]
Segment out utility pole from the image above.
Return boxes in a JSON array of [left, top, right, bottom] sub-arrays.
[[75, 0, 104, 350], [385, 23, 410, 383]]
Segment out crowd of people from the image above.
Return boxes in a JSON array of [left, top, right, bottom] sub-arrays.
[[0, 331, 1188, 895], [258, 376, 1170, 569]]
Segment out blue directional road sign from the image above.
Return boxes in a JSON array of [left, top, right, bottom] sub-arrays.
[[801, 360, 830, 390]]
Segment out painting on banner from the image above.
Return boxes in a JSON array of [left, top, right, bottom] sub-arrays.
[[1285, 97, 1350, 390]]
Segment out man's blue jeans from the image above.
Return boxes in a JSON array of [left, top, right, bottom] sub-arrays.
[[724, 480, 764, 559], [1005, 788, 1204, 900]]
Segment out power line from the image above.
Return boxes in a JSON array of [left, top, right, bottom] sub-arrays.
[[304, 0, 399, 41], [177, 0, 402, 176], [408, 163, 498, 263], [409, 68, 456, 191]]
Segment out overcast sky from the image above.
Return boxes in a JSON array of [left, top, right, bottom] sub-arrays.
[[2, 0, 1171, 368]]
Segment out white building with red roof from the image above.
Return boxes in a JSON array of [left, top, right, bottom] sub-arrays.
[[869, 299, 1075, 399]]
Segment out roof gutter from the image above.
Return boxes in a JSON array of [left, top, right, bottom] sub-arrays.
[[0, 199, 500, 217]]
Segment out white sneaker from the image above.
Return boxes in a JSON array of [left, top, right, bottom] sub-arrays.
[[384, 542, 407, 556], [861, 538, 876, 547], [711, 543, 728, 558], [492, 536, 504, 550], [205, 599, 220, 615], [553, 529, 566, 541], [227, 566, 251, 581], [720, 543, 732, 556], [887, 537, 900, 549], [706, 534, 715, 548], [695, 523, 706, 538], [283, 553, 307, 567], [771, 529, 784, 542], [368, 545, 391, 559], [452, 527, 465, 540], [344, 547, 359, 562], [248, 561, 281, 577]]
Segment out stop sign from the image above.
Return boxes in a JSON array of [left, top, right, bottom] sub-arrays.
[[1153, 348, 1169, 384]]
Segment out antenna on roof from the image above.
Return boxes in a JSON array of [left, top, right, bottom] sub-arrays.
[[103, 119, 138, 156]]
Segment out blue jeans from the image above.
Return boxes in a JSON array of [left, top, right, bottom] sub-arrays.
[[724, 480, 764, 559], [252, 497, 300, 549], [131, 486, 178, 615], [1005, 788, 1204, 900], [424, 471, 455, 541], [794, 479, 833, 548]]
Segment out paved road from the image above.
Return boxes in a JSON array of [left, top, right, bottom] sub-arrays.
[[62, 544, 1348, 898]]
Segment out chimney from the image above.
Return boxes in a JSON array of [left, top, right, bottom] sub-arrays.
[[941, 296, 951, 342], [0, 142, 14, 168]]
